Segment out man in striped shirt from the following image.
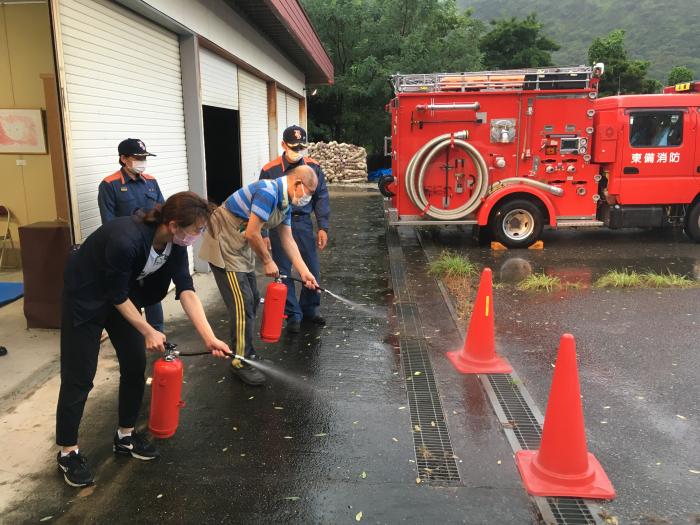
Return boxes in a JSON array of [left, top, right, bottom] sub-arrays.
[[198, 165, 319, 385]]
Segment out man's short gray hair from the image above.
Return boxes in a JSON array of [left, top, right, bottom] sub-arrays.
[[287, 164, 318, 190]]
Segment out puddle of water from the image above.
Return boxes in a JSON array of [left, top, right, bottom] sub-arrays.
[[432, 225, 700, 287]]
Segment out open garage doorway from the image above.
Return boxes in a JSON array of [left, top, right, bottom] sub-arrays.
[[203, 105, 242, 205]]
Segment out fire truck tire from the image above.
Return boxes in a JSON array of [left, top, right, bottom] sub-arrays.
[[683, 201, 700, 242], [491, 199, 544, 248], [378, 174, 396, 198]]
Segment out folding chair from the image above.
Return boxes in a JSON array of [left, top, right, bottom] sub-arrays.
[[0, 205, 17, 269]]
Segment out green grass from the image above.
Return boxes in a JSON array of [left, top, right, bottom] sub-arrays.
[[517, 273, 562, 292], [428, 250, 478, 278], [594, 269, 698, 288], [594, 269, 644, 288], [640, 271, 696, 288]]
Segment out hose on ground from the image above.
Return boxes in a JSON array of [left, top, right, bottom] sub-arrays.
[[404, 132, 489, 220]]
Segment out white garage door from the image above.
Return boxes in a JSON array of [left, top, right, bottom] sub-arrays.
[[199, 48, 238, 110], [286, 93, 300, 128], [276, 90, 301, 147], [238, 70, 269, 186], [58, 0, 188, 239]]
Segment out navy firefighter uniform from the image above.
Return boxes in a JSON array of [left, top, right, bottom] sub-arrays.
[[260, 126, 330, 329], [97, 168, 164, 222], [98, 138, 165, 332]]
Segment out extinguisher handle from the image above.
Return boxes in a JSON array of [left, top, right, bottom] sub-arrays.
[[163, 342, 179, 361]]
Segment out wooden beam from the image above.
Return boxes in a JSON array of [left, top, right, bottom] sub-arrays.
[[267, 81, 278, 161], [299, 96, 307, 130], [40, 73, 70, 222]]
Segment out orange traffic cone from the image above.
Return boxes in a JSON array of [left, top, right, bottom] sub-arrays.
[[515, 334, 615, 499], [447, 268, 512, 374]]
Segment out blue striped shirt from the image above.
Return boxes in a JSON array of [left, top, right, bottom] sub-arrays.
[[224, 178, 291, 226]]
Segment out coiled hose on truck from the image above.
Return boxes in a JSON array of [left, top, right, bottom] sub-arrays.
[[404, 132, 489, 220]]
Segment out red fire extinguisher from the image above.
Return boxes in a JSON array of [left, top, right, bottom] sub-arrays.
[[148, 342, 185, 439], [260, 277, 287, 343]]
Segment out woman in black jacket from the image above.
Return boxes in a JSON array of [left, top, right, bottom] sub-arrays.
[[56, 191, 230, 487]]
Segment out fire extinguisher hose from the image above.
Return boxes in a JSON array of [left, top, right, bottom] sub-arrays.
[[404, 131, 489, 220], [163, 342, 233, 359]]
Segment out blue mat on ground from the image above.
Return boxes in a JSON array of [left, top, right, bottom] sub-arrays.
[[368, 168, 391, 182], [0, 282, 24, 307]]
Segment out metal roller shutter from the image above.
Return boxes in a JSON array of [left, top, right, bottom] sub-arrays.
[[57, 0, 188, 238], [199, 48, 238, 110], [238, 70, 269, 186], [286, 93, 300, 128]]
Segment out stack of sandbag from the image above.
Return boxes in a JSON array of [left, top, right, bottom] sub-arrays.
[[307, 141, 368, 183]]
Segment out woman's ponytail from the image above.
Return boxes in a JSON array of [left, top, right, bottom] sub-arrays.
[[139, 204, 163, 224]]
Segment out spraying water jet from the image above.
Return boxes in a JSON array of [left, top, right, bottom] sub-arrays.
[[280, 275, 378, 316]]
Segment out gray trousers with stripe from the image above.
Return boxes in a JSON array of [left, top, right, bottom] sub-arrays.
[[211, 265, 259, 358]]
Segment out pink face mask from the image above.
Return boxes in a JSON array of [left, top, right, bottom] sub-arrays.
[[173, 228, 203, 247]]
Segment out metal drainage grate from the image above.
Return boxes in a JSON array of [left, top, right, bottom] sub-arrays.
[[487, 376, 598, 525], [488, 374, 542, 450], [547, 498, 598, 525], [387, 227, 461, 484], [401, 338, 460, 483]]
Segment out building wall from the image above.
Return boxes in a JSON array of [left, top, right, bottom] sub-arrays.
[[141, 0, 305, 97], [0, 3, 58, 250]]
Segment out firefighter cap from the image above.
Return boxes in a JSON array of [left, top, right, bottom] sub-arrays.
[[282, 125, 309, 148], [118, 138, 156, 157]]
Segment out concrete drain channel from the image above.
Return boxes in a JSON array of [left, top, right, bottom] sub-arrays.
[[388, 228, 461, 485], [385, 227, 606, 524]]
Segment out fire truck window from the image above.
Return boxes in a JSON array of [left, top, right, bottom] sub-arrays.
[[629, 112, 683, 147]]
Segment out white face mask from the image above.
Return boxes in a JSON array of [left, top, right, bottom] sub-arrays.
[[286, 149, 307, 164], [296, 194, 312, 207], [129, 159, 147, 175], [292, 184, 312, 207]]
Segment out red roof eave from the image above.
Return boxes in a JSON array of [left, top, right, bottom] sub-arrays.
[[264, 0, 334, 85]]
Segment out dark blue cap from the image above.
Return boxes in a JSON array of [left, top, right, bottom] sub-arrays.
[[118, 138, 156, 157], [282, 125, 308, 147]]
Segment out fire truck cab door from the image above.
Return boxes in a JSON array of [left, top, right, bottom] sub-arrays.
[[620, 108, 696, 204]]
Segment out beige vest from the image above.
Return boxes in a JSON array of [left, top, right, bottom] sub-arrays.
[[198, 199, 289, 273]]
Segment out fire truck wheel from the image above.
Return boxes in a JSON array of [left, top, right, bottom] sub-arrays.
[[491, 199, 544, 248], [684, 201, 700, 242]]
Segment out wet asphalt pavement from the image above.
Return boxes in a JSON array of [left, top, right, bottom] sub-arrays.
[[11, 193, 699, 524], [423, 225, 700, 524]]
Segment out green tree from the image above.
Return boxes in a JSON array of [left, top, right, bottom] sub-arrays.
[[667, 66, 694, 86], [588, 29, 657, 96], [302, 0, 483, 154], [479, 14, 560, 70]]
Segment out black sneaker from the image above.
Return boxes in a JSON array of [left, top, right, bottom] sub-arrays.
[[57, 450, 94, 487], [303, 315, 327, 327], [113, 432, 160, 460], [230, 360, 266, 385], [286, 320, 301, 333]]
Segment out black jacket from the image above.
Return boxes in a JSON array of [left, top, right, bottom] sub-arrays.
[[64, 216, 194, 325]]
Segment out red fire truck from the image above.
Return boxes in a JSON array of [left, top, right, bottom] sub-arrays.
[[379, 64, 700, 248]]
